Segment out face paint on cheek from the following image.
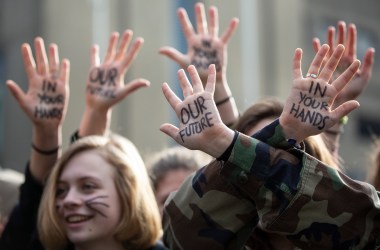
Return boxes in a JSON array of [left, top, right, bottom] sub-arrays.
[[85, 195, 109, 218]]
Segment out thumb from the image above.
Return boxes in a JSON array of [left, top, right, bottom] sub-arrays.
[[6, 80, 26, 107]]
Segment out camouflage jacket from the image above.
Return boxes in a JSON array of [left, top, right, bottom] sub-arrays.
[[163, 119, 380, 250]]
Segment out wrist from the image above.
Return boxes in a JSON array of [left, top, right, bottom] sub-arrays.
[[79, 107, 112, 137], [206, 127, 236, 158]]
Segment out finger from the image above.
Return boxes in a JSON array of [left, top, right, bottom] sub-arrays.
[[327, 26, 335, 56], [159, 47, 188, 68], [204, 64, 216, 94], [115, 30, 133, 61], [336, 21, 346, 46], [209, 6, 219, 37], [104, 32, 119, 63], [49, 43, 59, 77], [346, 23, 357, 60], [35, 37, 49, 75], [160, 123, 180, 144], [21, 43, 36, 79], [188, 65, 203, 93], [178, 68, 193, 98], [292, 48, 303, 80], [59, 59, 70, 84], [332, 59, 360, 92], [117, 78, 150, 100], [306, 44, 329, 77], [312, 38, 321, 54], [360, 48, 375, 81], [177, 8, 195, 41], [6, 80, 26, 106], [195, 2, 208, 34], [121, 37, 144, 73], [91, 44, 100, 68], [162, 82, 182, 112], [319, 44, 344, 82], [332, 100, 360, 121], [220, 18, 239, 44]]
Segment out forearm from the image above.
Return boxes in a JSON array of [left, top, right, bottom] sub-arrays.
[[214, 78, 239, 127], [79, 107, 111, 137], [30, 125, 62, 183]]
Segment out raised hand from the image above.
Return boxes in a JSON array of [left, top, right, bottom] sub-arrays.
[[280, 44, 361, 144], [80, 30, 150, 136], [160, 64, 234, 158], [6, 37, 70, 182], [313, 21, 375, 108], [86, 30, 150, 111], [159, 2, 239, 84], [6, 37, 70, 128]]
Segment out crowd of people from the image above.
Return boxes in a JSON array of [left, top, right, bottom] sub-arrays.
[[0, 2, 379, 250]]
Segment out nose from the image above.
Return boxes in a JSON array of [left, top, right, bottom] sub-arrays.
[[62, 188, 83, 208]]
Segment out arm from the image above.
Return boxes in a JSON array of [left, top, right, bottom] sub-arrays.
[[161, 46, 379, 249], [1, 37, 69, 249], [79, 30, 150, 137], [312, 21, 375, 160], [159, 3, 239, 126]]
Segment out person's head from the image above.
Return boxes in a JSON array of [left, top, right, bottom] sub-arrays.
[[232, 97, 283, 136], [0, 168, 24, 236], [38, 134, 162, 250], [145, 146, 211, 217], [233, 97, 339, 170]]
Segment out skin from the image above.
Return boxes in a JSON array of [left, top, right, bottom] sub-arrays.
[[80, 30, 150, 137], [160, 44, 360, 159], [6, 37, 70, 183], [56, 150, 123, 250], [159, 2, 239, 125]]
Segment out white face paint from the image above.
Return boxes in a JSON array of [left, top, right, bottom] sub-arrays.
[[56, 150, 122, 248]]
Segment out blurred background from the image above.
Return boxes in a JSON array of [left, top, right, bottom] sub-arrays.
[[0, 0, 379, 180]]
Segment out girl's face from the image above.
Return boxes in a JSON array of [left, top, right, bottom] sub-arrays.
[[56, 150, 122, 247]]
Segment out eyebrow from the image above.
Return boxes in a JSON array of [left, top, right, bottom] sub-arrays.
[[58, 176, 103, 183]]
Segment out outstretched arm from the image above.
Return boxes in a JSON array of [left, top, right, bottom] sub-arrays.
[[312, 21, 375, 159], [160, 2, 239, 126], [6, 37, 70, 183], [79, 30, 150, 137]]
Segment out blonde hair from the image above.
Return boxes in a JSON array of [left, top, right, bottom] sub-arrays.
[[38, 134, 162, 250]]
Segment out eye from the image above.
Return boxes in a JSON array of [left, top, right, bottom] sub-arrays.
[[56, 186, 67, 198], [82, 182, 96, 192]]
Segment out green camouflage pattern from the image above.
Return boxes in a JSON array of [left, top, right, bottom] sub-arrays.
[[163, 120, 380, 249]]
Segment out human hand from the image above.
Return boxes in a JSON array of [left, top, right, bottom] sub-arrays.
[[160, 64, 234, 158], [159, 2, 239, 85], [86, 30, 150, 111], [6, 37, 70, 129], [280, 44, 361, 143], [313, 21, 375, 108]]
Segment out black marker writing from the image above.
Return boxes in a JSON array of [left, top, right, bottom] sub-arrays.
[[89, 67, 117, 86], [87, 86, 116, 98], [85, 195, 109, 218], [308, 81, 327, 97], [34, 107, 63, 119], [179, 112, 214, 142], [191, 39, 221, 71]]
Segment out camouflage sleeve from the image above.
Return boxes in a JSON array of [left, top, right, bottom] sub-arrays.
[[163, 120, 380, 249]]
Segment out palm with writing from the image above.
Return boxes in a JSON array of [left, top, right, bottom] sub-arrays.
[[159, 2, 238, 85], [160, 64, 234, 158], [6, 37, 70, 128], [313, 21, 375, 108], [86, 30, 150, 111], [280, 44, 361, 143]]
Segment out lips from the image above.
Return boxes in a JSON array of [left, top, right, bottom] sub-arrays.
[[65, 215, 93, 224]]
